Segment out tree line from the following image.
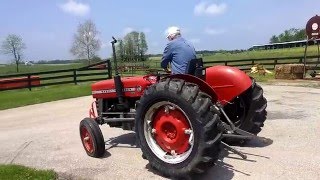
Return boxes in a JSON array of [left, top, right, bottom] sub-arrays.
[[269, 28, 305, 43]]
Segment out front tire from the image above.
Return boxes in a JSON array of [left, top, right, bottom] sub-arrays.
[[135, 79, 222, 178], [79, 118, 105, 157]]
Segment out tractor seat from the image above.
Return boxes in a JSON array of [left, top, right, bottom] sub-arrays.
[[185, 58, 205, 79]]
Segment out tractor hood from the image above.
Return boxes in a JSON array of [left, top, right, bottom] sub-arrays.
[[91, 75, 156, 99]]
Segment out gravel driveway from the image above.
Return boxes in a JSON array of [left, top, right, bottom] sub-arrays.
[[0, 84, 319, 180]]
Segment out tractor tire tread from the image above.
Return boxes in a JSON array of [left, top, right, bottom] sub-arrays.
[[79, 118, 105, 158], [135, 78, 222, 178]]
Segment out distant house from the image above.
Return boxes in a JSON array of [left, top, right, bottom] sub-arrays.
[[24, 61, 34, 66]]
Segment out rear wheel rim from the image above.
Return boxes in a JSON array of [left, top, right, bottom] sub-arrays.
[[144, 101, 194, 164], [80, 127, 94, 153]]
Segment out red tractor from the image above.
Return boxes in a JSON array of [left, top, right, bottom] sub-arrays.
[[79, 37, 267, 178]]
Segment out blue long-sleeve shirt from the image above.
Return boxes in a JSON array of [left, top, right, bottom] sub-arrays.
[[161, 37, 196, 74]]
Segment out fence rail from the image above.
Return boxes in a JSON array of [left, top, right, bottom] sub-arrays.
[[203, 55, 320, 71], [0, 60, 112, 91], [1, 55, 320, 91]]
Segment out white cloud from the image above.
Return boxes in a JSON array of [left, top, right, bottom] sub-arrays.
[[204, 27, 225, 35], [194, 2, 227, 16], [59, 0, 90, 16], [123, 27, 135, 35], [190, 38, 201, 44]]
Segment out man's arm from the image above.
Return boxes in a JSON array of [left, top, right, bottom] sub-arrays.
[[161, 43, 172, 70]]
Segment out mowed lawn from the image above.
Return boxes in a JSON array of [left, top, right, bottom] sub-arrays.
[[146, 46, 320, 67], [0, 83, 92, 110], [0, 63, 84, 75]]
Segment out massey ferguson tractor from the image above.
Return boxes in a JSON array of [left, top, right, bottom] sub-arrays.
[[79, 37, 267, 178]]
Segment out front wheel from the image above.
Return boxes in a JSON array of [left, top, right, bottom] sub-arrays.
[[79, 118, 105, 157], [135, 79, 222, 178]]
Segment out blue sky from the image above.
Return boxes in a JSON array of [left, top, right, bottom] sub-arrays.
[[0, 0, 319, 63]]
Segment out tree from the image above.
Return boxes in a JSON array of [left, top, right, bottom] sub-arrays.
[[116, 31, 149, 62], [269, 28, 306, 43], [1, 34, 26, 72], [139, 32, 148, 61], [70, 20, 101, 65], [124, 33, 135, 62], [116, 39, 125, 61], [269, 35, 279, 43]]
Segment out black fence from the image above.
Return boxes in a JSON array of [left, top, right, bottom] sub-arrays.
[[1, 55, 319, 91], [0, 60, 112, 91], [203, 55, 320, 71]]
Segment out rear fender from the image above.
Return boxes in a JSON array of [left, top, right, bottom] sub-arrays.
[[165, 74, 218, 102], [205, 66, 252, 105]]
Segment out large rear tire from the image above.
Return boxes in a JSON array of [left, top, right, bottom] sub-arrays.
[[135, 78, 222, 178], [223, 81, 267, 142], [241, 83, 267, 134], [79, 118, 105, 157]]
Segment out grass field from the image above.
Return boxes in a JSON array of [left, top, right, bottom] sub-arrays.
[[203, 46, 319, 61], [0, 83, 92, 110], [0, 63, 84, 76], [146, 46, 320, 67], [0, 164, 56, 180]]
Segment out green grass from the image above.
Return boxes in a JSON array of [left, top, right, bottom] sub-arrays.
[[0, 83, 92, 110], [0, 164, 56, 180], [202, 46, 319, 61], [0, 63, 84, 76], [145, 46, 320, 67]]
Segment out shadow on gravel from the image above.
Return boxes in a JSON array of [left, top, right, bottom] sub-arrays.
[[144, 136, 273, 180], [241, 136, 273, 148], [145, 152, 236, 180], [102, 132, 272, 179], [104, 132, 137, 151]]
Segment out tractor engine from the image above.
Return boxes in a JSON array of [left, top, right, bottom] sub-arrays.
[[90, 75, 157, 130]]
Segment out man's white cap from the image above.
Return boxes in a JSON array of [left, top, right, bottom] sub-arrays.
[[166, 26, 181, 38]]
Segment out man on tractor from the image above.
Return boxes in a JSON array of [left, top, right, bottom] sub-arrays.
[[161, 26, 197, 74]]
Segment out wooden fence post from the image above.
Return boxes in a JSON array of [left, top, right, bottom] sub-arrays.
[[251, 60, 255, 65], [27, 74, 32, 91], [225, 61, 228, 66], [274, 59, 278, 69], [73, 70, 77, 85], [299, 58, 303, 63]]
